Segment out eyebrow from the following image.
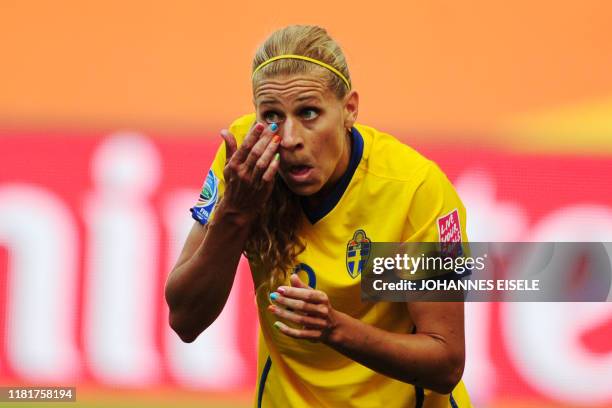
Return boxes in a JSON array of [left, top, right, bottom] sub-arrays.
[[295, 94, 322, 103], [258, 98, 278, 105]]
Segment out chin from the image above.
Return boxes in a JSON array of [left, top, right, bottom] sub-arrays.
[[285, 182, 322, 196], [279, 174, 322, 196]]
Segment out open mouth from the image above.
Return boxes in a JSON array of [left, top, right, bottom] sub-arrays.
[[289, 165, 312, 176], [284, 164, 314, 183]]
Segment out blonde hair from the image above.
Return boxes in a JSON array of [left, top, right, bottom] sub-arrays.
[[252, 25, 351, 99], [245, 25, 351, 293]]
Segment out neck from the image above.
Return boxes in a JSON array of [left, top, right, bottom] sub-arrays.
[[305, 130, 352, 208]]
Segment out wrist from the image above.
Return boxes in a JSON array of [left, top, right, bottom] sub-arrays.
[[324, 310, 349, 348], [211, 200, 256, 228]]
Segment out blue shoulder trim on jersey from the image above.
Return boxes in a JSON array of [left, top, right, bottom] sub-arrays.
[[415, 386, 424, 408], [257, 356, 272, 408], [301, 127, 364, 224], [450, 392, 459, 408]]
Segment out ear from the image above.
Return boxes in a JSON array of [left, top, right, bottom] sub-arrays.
[[343, 90, 359, 130]]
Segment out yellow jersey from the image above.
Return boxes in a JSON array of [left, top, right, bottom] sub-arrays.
[[191, 114, 472, 408]]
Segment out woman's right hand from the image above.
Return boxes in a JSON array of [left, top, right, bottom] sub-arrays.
[[217, 122, 281, 221]]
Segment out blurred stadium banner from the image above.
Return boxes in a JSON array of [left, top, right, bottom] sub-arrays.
[[1, 131, 611, 407]]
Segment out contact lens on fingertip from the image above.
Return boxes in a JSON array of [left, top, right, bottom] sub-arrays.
[[270, 123, 278, 132]]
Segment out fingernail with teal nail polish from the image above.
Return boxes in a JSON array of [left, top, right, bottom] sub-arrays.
[[270, 292, 278, 301], [270, 123, 278, 132]]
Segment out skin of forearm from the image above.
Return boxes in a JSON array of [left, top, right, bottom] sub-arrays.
[[166, 204, 252, 342], [324, 311, 464, 394]]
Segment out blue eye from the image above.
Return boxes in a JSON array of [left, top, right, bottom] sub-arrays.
[[263, 111, 281, 124]]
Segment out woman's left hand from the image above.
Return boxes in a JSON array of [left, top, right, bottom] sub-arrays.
[[268, 274, 339, 343]]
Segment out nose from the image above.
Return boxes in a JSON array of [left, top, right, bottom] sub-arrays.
[[278, 117, 303, 151]]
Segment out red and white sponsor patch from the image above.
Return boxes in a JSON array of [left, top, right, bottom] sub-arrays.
[[437, 208, 462, 243]]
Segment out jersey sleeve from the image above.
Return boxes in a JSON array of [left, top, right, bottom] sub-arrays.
[[404, 161, 468, 244], [189, 113, 256, 225], [190, 142, 227, 225]]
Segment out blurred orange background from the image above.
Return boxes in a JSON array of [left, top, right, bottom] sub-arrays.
[[2, 0, 611, 153]]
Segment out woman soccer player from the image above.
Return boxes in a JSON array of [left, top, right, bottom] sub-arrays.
[[165, 25, 472, 408]]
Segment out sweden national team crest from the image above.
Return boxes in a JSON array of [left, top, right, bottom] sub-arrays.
[[346, 229, 371, 279]]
